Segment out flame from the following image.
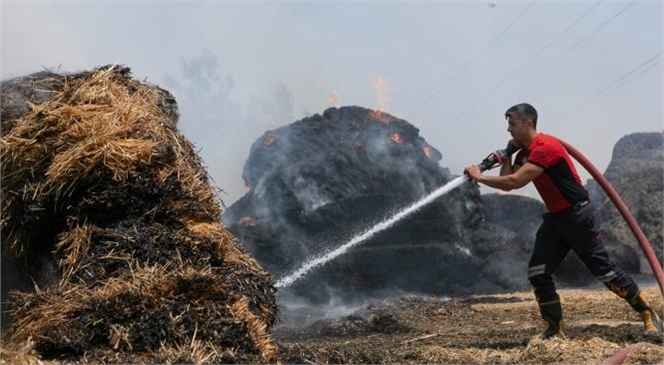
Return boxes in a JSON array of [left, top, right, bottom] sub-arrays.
[[327, 90, 341, 107], [244, 178, 252, 190], [369, 109, 391, 123], [391, 133, 404, 145], [263, 132, 275, 146], [373, 75, 391, 112], [353, 140, 363, 149], [423, 145, 432, 158]]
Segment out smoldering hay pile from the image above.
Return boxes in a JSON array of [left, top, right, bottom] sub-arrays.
[[223, 106, 544, 304], [222, 106, 652, 306], [0, 66, 278, 363]]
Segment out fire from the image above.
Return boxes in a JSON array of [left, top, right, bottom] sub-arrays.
[[373, 75, 391, 112], [327, 90, 341, 107], [423, 145, 432, 158], [369, 109, 391, 123], [263, 133, 275, 146], [391, 133, 403, 145], [353, 140, 363, 149]]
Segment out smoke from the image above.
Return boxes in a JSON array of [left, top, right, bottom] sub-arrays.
[[163, 50, 295, 205], [276, 283, 451, 328]]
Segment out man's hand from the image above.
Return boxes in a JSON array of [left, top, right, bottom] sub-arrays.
[[506, 139, 522, 150], [505, 139, 523, 156], [464, 165, 483, 182]]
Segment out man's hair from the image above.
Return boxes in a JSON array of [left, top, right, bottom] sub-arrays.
[[505, 103, 538, 129]]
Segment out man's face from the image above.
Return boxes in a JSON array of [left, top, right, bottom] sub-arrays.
[[506, 115, 529, 143]]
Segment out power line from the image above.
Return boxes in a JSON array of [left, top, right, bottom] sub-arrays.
[[495, 0, 638, 103], [559, 0, 637, 58], [410, 1, 536, 118], [520, 0, 605, 72], [557, 50, 662, 120], [611, 58, 661, 92], [443, 0, 637, 129], [597, 51, 662, 96]]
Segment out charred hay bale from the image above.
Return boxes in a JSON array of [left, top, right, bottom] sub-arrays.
[[223, 105, 485, 303], [1, 65, 277, 363], [0, 338, 59, 365], [590, 132, 663, 277], [8, 268, 274, 364]]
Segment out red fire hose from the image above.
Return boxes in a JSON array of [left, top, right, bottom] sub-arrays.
[[555, 137, 664, 299], [556, 138, 664, 365], [600, 342, 656, 365]]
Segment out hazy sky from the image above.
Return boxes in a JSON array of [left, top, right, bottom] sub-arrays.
[[2, 0, 662, 205]]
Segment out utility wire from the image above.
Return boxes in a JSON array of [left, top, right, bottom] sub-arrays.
[[557, 50, 662, 121], [558, 0, 637, 58], [610, 58, 661, 92], [443, 0, 637, 129], [410, 1, 536, 118], [596, 50, 662, 96], [516, 0, 605, 75], [495, 0, 638, 104]]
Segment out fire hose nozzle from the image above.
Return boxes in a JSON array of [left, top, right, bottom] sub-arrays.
[[478, 144, 521, 172]]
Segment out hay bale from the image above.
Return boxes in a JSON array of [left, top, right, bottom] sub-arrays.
[[0, 65, 278, 363], [0, 338, 58, 365]]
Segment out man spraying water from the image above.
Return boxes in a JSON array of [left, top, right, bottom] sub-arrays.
[[464, 102, 663, 340], [275, 127, 513, 289]]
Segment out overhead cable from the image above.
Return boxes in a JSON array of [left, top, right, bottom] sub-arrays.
[[557, 50, 662, 120], [411, 1, 536, 118], [444, 0, 638, 129]]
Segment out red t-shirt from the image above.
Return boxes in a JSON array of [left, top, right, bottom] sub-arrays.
[[514, 133, 588, 213]]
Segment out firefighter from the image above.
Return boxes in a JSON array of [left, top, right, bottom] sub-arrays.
[[464, 102, 662, 340]]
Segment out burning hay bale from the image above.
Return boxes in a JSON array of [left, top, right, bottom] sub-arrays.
[[223, 106, 499, 303], [0, 65, 278, 363]]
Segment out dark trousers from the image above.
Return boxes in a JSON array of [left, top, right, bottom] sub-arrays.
[[528, 202, 639, 304]]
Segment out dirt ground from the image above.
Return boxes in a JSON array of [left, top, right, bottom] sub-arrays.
[[273, 285, 664, 364]]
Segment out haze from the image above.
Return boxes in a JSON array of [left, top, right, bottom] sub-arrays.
[[2, 1, 662, 204]]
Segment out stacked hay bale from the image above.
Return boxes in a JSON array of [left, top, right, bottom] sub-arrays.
[[0, 66, 278, 364]]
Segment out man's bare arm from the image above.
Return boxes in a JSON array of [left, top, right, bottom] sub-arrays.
[[499, 159, 514, 176], [466, 162, 542, 191]]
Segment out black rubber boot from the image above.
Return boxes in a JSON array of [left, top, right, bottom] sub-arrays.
[[627, 290, 663, 339], [539, 295, 565, 340]]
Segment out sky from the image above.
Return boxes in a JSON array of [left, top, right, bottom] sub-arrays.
[[2, 0, 662, 205]]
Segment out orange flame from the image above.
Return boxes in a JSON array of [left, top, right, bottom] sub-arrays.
[[369, 109, 391, 123], [391, 133, 404, 145], [264, 133, 275, 146], [374, 75, 391, 112], [327, 90, 341, 107], [423, 145, 432, 157]]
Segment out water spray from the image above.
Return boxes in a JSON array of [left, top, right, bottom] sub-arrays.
[[275, 138, 663, 299], [275, 147, 514, 289], [274, 175, 468, 288]]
